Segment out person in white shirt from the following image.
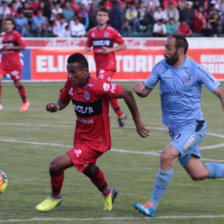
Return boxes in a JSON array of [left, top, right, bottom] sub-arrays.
[[153, 19, 167, 36], [69, 16, 86, 37], [53, 16, 68, 37]]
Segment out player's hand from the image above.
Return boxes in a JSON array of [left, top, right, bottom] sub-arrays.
[[132, 82, 145, 93], [136, 120, 150, 138], [2, 45, 12, 50], [84, 46, 91, 53], [102, 47, 112, 54], [46, 103, 58, 112]]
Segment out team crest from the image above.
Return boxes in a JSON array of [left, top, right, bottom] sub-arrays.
[[69, 88, 73, 96], [91, 32, 95, 38], [104, 32, 109, 37], [9, 35, 13, 40], [84, 91, 90, 100]]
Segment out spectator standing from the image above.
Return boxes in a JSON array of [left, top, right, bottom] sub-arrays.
[[53, 15, 68, 37], [31, 10, 47, 37], [178, 19, 192, 36], [69, 16, 86, 37], [14, 11, 29, 37], [164, 2, 179, 23], [125, 4, 140, 33], [75, 4, 89, 30], [166, 17, 177, 35], [142, 0, 160, 14], [153, 6, 166, 23], [10, 1, 18, 19], [29, 0, 39, 14], [88, 2, 97, 29], [192, 12, 205, 33], [153, 19, 166, 36], [179, 1, 194, 26], [109, 0, 125, 35], [50, 3, 63, 24], [0, 2, 11, 24], [63, 2, 75, 21]]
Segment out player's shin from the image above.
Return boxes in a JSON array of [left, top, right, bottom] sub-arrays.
[[50, 170, 64, 199], [150, 168, 173, 209]]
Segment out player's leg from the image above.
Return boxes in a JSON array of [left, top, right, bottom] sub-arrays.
[[134, 144, 178, 217], [10, 68, 30, 111], [0, 75, 4, 110], [36, 153, 73, 212], [98, 70, 127, 127], [83, 163, 118, 211], [185, 156, 224, 180]]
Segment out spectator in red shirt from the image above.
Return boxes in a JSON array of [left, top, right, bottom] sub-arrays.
[[29, 0, 40, 14], [178, 19, 192, 36], [192, 12, 205, 33]]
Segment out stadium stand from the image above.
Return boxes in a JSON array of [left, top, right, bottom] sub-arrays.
[[0, 0, 223, 37]]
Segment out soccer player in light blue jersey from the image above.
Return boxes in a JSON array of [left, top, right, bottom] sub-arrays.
[[132, 33, 224, 217]]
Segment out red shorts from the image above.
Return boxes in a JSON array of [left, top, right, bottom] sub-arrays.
[[0, 66, 22, 81], [67, 144, 104, 172], [97, 70, 115, 82]]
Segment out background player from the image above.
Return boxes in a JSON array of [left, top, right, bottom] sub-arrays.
[[84, 7, 127, 127], [0, 18, 30, 111], [36, 52, 149, 212], [132, 34, 224, 217]]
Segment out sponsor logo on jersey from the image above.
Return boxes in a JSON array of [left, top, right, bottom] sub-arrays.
[[104, 32, 109, 38], [72, 99, 102, 117], [74, 149, 82, 158], [69, 87, 73, 96], [84, 91, 90, 100], [92, 38, 113, 48], [103, 83, 110, 91], [184, 134, 196, 151]]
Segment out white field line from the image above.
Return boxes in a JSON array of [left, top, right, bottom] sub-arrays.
[[0, 122, 223, 139], [0, 138, 224, 163], [1, 215, 224, 223]]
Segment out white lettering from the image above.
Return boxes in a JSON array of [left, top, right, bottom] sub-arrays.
[[123, 56, 134, 72], [48, 55, 58, 72], [136, 55, 147, 72], [37, 55, 47, 72]]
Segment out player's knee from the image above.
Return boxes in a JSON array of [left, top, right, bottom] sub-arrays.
[[161, 151, 172, 164], [49, 159, 61, 175]]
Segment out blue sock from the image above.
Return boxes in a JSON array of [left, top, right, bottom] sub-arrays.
[[205, 163, 224, 179], [150, 168, 173, 210]]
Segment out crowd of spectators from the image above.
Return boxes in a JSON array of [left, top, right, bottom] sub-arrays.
[[0, 0, 224, 37]]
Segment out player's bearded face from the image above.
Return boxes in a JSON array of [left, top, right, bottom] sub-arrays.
[[165, 50, 179, 65]]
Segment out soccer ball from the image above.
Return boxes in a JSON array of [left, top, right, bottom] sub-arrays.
[[0, 170, 8, 193]]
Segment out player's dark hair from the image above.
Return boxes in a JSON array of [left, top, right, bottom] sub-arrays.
[[97, 7, 109, 16], [4, 17, 15, 26], [67, 53, 89, 71], [169, 33, 188, 54]]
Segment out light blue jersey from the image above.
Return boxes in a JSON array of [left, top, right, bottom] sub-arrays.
[[144, 57, 221, 130]]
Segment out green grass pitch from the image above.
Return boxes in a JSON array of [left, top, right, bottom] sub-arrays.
[[0, 81, 224, 224]]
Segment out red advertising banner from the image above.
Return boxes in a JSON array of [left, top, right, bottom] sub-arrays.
[[32, 48, 224, 81]]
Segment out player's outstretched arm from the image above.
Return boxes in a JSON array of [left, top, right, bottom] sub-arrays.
[[84, 46, 91, 53], [46, 98, 69, 112], [213, 86, 224, 111], [132, 82, 152, 97], [120, 87, 149, 138], [102, 43, 126, 54]]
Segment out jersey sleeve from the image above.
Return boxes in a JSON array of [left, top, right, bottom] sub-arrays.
[[197, 65, 221, 92], [113, 29, 125, 45], [16, 32, 25, 47], [86, 30, 92, 47], [59, 79, 71, 102], [144, 64, 160, 89], [94, 80, 122, 98]]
